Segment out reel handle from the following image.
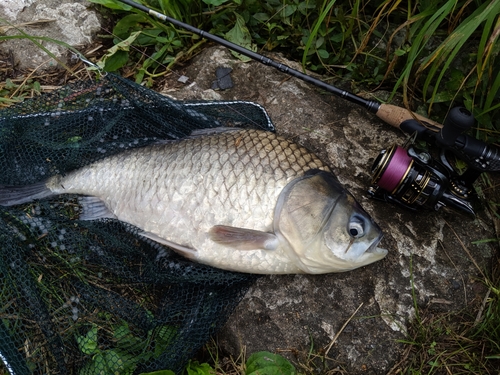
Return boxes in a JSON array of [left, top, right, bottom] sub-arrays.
[[437, 107, 475, 147], [400, 116, 500, 173]]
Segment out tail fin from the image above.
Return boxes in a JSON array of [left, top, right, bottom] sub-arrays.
[[0, 182, 54, 206]]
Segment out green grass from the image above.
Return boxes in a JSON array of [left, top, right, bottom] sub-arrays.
[[193, 264, 500, 375], [4, 1, 499, 140], [0, 18, 94, 106]]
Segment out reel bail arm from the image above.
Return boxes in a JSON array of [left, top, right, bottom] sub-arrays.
[[370, 107, 500, 215]]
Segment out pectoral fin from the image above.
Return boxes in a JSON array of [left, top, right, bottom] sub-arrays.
[[209, 225, 278, 250]]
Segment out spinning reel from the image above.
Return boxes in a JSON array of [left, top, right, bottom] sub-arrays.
[[369, 107, 499, 215]]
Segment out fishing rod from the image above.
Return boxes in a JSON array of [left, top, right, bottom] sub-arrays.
[[117, 0, 440, 129], [115, 0, 500, 215]]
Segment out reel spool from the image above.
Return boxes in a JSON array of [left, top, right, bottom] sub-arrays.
[[369, 141, 476, 214], [368, 108, 480, 215], [370, 143, 439, 208]]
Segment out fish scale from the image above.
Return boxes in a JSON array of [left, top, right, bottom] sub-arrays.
[[0, 128, 387, 274], [59, 131, 317, 224]]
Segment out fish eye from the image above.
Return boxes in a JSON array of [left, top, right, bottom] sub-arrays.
[[348, 217, 365, 238]]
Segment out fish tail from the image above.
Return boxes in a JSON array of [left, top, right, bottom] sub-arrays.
[[0, 181, 54, 206]]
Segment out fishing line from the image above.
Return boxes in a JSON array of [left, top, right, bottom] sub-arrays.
[[115, 1, 500, 164], [116, 0, 380, 112]]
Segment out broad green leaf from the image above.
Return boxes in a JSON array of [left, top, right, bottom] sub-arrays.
[[153, 325, 177, 357], [298, 1, 316, 15], [315, 36, 324, 49], [75, 326, 99, 355], [113, 322, 131, 341], [139, 370, 176, 375], [329, 33, 343, 43], [135, 29, 164, 46], [445, 69, 465, 91], [95, 30, 141, 71], [317, 49, 329, 59], [105, 349, 137, 375], [5, 79, 15, 89], [185, 361, 214, 375], [202, 0, 231, 6], [225, 12, 256, 62], [85, 352, 106, 374], [32, 81, 41, 93], [253, 13, 270, 22], [103, 50, 129, 72], [427, 91, 455, 103], [281, 5, 297, 18], [113, 14, 148, 38], [246, 351, 296, 375]]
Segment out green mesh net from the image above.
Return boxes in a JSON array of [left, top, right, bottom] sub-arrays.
[[0, 73, 274, 375]]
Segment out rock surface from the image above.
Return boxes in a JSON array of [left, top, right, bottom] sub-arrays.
[[0, 0, 100, 71], [164, 46, 495, 373]]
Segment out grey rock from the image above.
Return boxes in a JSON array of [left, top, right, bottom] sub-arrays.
[[0, 0, 100, 71], [165, 46, 495, 373]]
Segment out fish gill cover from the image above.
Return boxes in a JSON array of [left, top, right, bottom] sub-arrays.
[[0, 73, 272, 375]]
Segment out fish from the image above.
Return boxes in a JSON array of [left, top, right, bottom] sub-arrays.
[[0, 128, 387, 274]]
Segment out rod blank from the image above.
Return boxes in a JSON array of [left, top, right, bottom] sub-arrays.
[[117, 0, 380, 110]]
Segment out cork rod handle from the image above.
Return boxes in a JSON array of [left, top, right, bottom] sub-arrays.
[[376, 103, 443, 131]]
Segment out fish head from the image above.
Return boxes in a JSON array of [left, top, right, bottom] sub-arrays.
[[318, 193, 386, 270], [274, 170, 387, 274]]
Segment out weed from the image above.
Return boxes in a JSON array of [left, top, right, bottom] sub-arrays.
[[0, 18, 102, 104], [0, 78, 41, 107], [391, 249, 500, 374], [0, 2, 499, 374]]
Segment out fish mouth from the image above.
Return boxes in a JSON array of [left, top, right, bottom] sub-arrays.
[[366, 235, 387, 255]]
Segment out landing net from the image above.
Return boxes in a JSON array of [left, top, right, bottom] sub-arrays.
[[0, 73, 273, 375]]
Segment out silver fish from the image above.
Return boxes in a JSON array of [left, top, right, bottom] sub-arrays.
[[0, 128, 387, 274]]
